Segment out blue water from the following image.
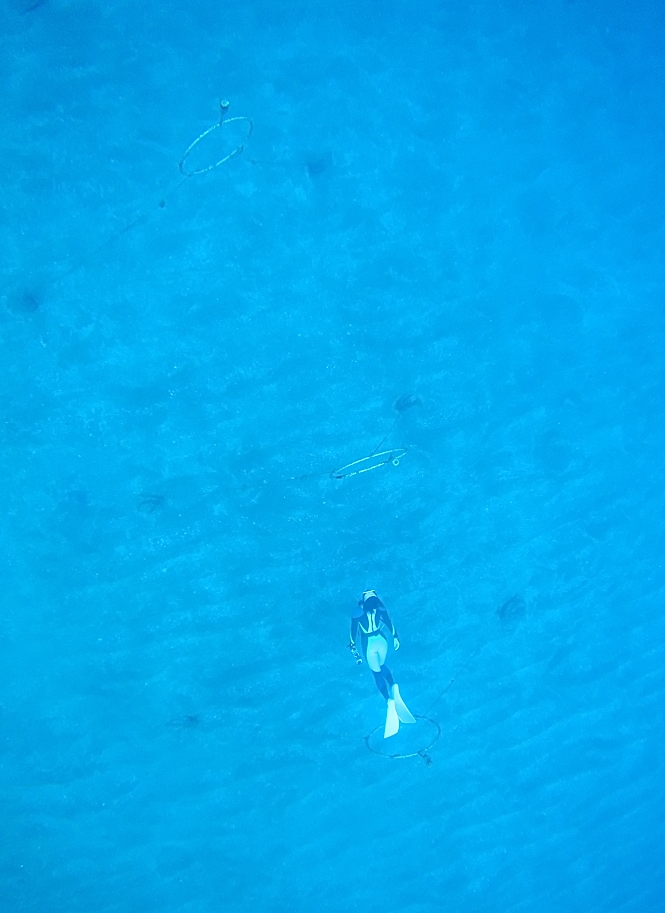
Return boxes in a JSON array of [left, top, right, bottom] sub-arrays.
[[2, 0, 664, 910]]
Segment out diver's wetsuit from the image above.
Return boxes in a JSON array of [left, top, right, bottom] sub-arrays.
[[350, 592, 399, 700]]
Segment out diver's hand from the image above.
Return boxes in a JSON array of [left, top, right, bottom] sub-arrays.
[[393, 636, 400, 650], [348, 642, 363, 664]]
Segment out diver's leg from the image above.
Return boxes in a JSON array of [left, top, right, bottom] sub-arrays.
[[366, 636, 390, 700], [374, 637, 391, 693], [366, 635, 399, 737], [371, 671, 390, 699]]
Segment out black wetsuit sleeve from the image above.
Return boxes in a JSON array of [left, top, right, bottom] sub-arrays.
[[350, 616, 360, 644], [379, 608, 398, 638]]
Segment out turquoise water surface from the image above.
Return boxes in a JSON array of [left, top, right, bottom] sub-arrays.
[[1, 1, 664, 911]]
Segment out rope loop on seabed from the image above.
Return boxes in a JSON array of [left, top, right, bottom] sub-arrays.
[[330, 448, 407, 480], [179, 100, 253, 176], [364, 715, 441, 765]]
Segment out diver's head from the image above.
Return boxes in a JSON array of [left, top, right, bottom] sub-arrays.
[[358, 589, 378, 606]]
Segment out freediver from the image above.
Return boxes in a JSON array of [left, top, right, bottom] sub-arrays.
[[349, 589, 416, 738]]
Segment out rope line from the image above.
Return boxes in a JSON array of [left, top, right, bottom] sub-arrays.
[[238, 405, 412, 490], [329, 447, 407, 480], [421, 644, 483, 719], [364, 716, 441, 766], [32, 101, 251, 291], [179, 101, 253, 176]]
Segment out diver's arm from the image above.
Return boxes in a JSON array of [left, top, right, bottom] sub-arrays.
[[380, 609, 400, 650], [348, 616, 363, 663]]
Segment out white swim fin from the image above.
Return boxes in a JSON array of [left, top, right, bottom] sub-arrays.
[[392, 684, 416, 724], [384, 698, 400, 738]]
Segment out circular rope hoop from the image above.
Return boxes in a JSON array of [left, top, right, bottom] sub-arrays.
[[330, 447, 407, 480], [364, 715, 440, 765], [179, 102, 253, 176]]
